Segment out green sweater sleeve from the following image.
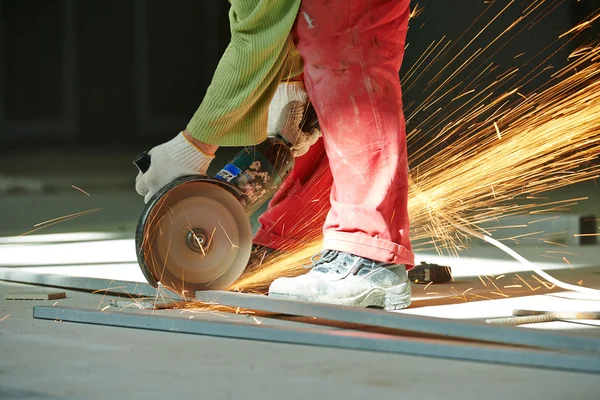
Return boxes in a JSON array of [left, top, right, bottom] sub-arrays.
[[186, 0, 303, 146]]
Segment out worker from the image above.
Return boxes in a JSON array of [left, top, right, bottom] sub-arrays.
[[135, 0, 414, 310]]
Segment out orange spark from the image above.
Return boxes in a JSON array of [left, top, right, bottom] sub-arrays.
[[531, 274, 555, 290], [71, 185, 90, 196]]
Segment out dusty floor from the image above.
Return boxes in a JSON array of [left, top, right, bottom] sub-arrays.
[[2, 279, 600, 400], [1, 149, 600, 398]]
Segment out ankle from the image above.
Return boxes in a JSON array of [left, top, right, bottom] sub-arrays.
[[183, 130, 219, 156]]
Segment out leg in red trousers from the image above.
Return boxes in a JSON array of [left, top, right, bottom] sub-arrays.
[[253, 137, 331, 250], [258, 0, 413, 265], [266, 0, 414, 310], [298, 0, 413, 266]]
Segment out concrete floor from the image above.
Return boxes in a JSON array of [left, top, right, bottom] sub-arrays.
[[2, 280, 600, 400], [1, 149, 600, 398]]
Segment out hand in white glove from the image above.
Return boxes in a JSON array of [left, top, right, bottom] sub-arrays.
[[135, 132, 215, 203], [268, 81, 321, 158]]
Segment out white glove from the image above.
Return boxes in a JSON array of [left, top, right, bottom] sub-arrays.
[[135, 132, 215, 203], [267, 82, 321, 157]]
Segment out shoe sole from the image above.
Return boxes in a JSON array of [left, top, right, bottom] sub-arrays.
[[269, 282, 411, 311], [384, 282, 412, 310]]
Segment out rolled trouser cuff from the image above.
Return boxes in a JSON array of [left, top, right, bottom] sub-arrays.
[[323, 231, 414, 268]]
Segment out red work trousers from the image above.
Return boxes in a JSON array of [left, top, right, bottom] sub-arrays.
[[254, 0, 414, 267]]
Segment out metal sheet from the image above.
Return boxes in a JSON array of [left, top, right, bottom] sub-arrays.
[[33, 306, 600, 374], [0, 267, 181, 299], [195, 290, 600, 354]]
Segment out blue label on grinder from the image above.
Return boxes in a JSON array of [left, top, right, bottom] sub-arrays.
[[215, 163, 242, 182]]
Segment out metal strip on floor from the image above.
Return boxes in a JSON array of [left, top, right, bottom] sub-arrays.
[[195, 290, 600, 354], [33, 306, 600, 374], [0, 267, 181, 300]]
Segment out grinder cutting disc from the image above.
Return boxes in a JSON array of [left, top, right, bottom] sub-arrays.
[[135, 177, 252, 297]]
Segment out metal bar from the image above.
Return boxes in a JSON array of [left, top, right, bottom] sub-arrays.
[[103, 305, 331, 330], [486, 315, 559, 326], [195, 290, 600, 354], [514, 309, 600, 319], [487, 309, 600, 326], [0, 267, 181, 300], [33, 306, 600, 374]]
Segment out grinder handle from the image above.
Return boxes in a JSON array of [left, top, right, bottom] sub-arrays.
[[133, 151, 151, 174]]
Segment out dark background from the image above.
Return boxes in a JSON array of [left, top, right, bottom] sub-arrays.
[[0, 0, 597, 152]]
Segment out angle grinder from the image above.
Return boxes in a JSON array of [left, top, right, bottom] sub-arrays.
[[133, 107, 320, 298]]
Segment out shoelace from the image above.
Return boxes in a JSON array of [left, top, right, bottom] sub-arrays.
[[303, 249, 339, 270], [303, 250, 370, 275]]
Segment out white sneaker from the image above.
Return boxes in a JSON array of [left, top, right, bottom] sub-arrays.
[[268, 250, 411, 310]]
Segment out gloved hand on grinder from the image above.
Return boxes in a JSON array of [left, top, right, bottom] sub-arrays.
[[267, 80, 321, 158], [134, 132, 215, 203], [135, 81, 320, 203]]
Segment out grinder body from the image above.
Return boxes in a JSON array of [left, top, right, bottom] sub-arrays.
[[213, 136, 295, 215]]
